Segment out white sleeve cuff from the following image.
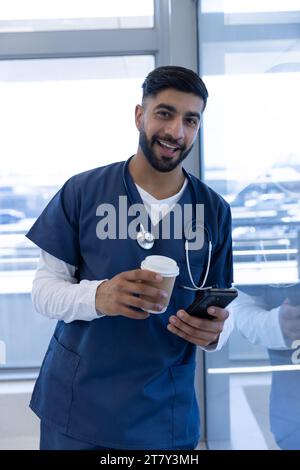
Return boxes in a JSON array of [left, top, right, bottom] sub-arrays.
[[73, 279, 107, 322]]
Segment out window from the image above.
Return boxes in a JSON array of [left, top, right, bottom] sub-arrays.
[[199, 0, 300, 449], [0, 55, 154, 371], [0, 0, 154, 32], [0, 0, 166, 376]]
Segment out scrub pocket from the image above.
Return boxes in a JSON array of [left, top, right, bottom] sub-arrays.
[[170, 362, 199, 445], [30, 335, 80, 430]]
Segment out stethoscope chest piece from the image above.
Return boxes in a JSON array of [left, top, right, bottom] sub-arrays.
[[137, 224, 155, 250]]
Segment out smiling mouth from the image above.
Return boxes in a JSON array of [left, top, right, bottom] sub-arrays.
[[156, 139, 181, 154]]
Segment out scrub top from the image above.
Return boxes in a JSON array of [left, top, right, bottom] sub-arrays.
[[26, 158, 233, 450]]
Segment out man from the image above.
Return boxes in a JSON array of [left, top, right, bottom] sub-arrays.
[[27, 66, 234, 450]]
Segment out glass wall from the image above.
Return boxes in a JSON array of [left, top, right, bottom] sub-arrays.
[[0, 56, 154, 370], [199, 0, 300, 450], [0, 0, 160, 375]]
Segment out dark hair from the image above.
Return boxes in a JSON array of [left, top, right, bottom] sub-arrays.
[[142, 65, 208, 109]]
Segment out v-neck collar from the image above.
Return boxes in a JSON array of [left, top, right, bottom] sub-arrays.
[[124, 157, 194, 230], [124, 156, 191, 208]]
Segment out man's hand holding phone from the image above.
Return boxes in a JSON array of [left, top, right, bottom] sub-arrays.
[[167, 306, 229, 347], [167, 288, 237, 346]]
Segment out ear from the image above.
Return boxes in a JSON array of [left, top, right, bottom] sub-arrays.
[[135, 104, 144, 131]]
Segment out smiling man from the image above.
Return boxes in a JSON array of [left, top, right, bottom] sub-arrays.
[[137, 89, 202, 173], [26, 66, 234, 450]]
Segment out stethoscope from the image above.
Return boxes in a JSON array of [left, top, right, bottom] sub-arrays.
[[122, 159, 213, 291]]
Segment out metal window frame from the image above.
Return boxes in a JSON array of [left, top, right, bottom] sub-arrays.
[[0, 1, 165, 61]]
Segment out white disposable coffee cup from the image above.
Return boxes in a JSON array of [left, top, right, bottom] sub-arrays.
[[140, 255, 180, 313]]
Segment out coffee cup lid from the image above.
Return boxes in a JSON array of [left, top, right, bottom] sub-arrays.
[[141, 255, 179, 277]]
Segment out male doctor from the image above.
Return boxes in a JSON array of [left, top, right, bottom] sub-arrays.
[[27, 65, 234, 450]]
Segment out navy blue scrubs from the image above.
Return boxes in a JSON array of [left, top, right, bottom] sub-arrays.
[[26, 158, 233, 450]]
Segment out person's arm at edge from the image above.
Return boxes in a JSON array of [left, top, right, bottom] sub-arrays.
[[231, 289, 288, 349], [31, 250, 106, 323]]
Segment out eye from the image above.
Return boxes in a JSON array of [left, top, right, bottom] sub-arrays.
[[156, 110, 171, 118], [186, 117, 199, 127]]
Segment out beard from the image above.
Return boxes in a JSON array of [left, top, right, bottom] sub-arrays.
[[138, 129, 194, 173]]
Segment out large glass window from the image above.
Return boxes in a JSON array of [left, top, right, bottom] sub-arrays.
[[0, 55, 154, 370], [0, 0, 154, 32], [199, 0, 300, 450]]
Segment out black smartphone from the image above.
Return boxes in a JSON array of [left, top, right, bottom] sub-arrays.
[[186, 287, 238, 319]]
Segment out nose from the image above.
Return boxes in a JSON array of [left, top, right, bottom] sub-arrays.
[[166, 117, 185, 141]]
